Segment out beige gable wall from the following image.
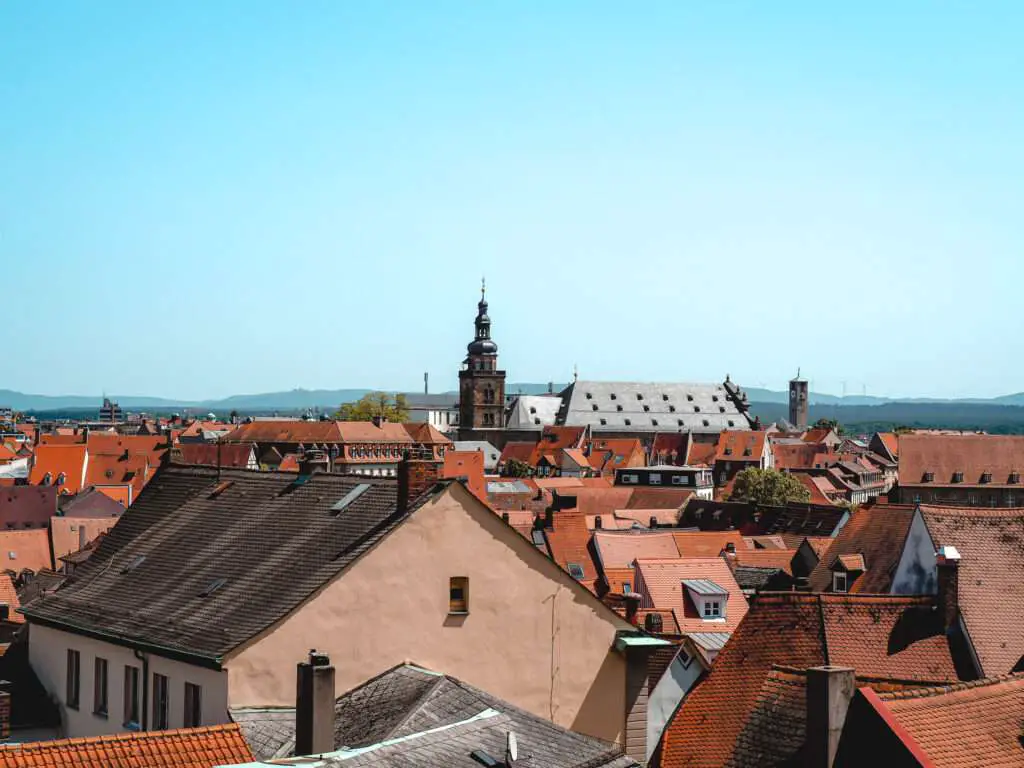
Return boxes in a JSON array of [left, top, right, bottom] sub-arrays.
[[226, 483, 630, 744]]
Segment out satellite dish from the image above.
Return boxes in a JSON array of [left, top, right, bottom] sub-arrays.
[[505, 732, 518, 764]]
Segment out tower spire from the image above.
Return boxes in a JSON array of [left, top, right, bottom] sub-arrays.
[[481, 276, 486, 301]]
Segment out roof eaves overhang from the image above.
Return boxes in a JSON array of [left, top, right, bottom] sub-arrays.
[[20, 610, 224, 669]]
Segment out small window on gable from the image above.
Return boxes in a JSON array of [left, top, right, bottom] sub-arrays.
[[449, 577, 469, 613], [567, 563, 585, 580], [832, 571, 848, 593]]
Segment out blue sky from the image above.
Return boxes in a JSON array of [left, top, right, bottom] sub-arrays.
[[2, 2, 1022, 400]]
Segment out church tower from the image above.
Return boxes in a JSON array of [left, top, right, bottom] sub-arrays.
[[458, 281, 506, 438], [789, 369, 809, 430]]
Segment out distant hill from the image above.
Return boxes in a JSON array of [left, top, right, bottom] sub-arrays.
[[5, 383, 1024, 422], [748, 400, 1024, 435]]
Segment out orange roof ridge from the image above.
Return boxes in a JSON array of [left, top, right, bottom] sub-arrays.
[[634, 556, 727, 565], [873, 671, 1024, 701]]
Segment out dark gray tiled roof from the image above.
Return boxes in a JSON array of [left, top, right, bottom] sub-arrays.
[[22, 465, 409, 662], [233, 663, 637, 767]]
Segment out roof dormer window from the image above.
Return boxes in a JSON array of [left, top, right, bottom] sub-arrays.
[[923, 472, 935, 482], [952, 471, 964, 483], [980, 472, 992, 483], [1010, 472, 1021, 484], [724, 447, 733, 456]]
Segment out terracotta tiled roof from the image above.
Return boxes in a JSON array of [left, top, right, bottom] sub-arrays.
[[672, 531, 746, 558], [659, 593, 964, 768], [743, 535, 789, 550], [793, 473, 841, 505], [802, 535, 834, 559], [898, 434, 1024, 487], [0, 573, 23, 623], [918, 505, 1024, 675], [561, 447, 590, 469], [811, 505, 917, 593], [0, 529, 52, 573], [634, 558, 748, 635], [176, 443, 254, 468], [625, 488, 694, 510], [715, 431, 766, 463], [876, 432, 899, 459], [498, 441, 534, 466], [732, 549, 796, 575], [686, 441, 718, 467], [862, 673, 1024, 767], [553, 487, 633, 518], [728, 666, 931, 768], [28, 445, 88, 493], [533, 477, 584, 491], [0, 723, 253, 767], [770, 442, 821, 470], [543, 512, 599, 592], [224, 420, 344, 444], [612, 508, 681, 527], [601, 567, 638, 596], [801, 428, 834, 444], [593, 531, 681, 569]]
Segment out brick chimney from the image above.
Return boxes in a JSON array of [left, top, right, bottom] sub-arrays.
[[397, 450, 442, 513], [935, 545, 961, 632], [805, 665, 855, 768], [295, 650, 335, 757]]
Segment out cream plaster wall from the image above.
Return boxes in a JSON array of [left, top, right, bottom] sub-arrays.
[[227, 484, 631, 744], [28, 624, 229, 738]]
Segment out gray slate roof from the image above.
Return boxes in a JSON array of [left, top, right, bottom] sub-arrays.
[[22, 465, 412, 663], [506, 395, 562, 430], [232, 663, 637, 767], [556, 380, 754, 433]]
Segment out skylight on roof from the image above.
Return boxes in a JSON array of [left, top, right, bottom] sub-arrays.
[[567, 563, 585, 580], [199, 577, 227, 597], [121, 555, 146, 574], [331, 483, 372, 514]]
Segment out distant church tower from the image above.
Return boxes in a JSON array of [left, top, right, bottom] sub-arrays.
[[789, 369, 809, 430], [458, 281, 506, 438]]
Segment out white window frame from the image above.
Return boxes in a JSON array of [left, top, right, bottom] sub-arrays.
[[832, 571, 848, 593], [703, 600, 722, 618]]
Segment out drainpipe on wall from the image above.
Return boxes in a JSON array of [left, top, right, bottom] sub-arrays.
[[133, 649, 149, 731]]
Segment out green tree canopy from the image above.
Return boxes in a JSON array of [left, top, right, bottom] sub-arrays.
[[335, 392, 410, 422], [728, 467, 811, 506], [812, 418, 841, 434], [504, 458, 532, 478]]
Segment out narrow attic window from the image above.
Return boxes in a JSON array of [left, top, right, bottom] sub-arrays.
[[643, 405, 650, 412], [624, 419, 632, 426], [449, 577, 469, 613], [712, 395, 719, 402], [652, 419, 659, 426], [121, 555, 146, 574], [585, 392, 593, 400], [687, 394, 694, 402], [980, 472, 993, 484], [669, 405, 676, 413], [694, 406, 701, 413], [636, 393, 644, 401], [677, 420, 684, 426], [703, 420, 710, 427], [616, 405, 623, 412], [199, 578, 227, 597], [952, 472, 964, 483], [567, 563, 586, 580], [1010, 472, 1021, 484], [662, 394, 669, 401], [331, 483, 372, 515], [923, 472, 935, 482], [719, 406, 726, 413], [728, 420, 735, 428], [592, 404, 599, 411], [610, 393, 617, 401], [600, 419, 607, 426]]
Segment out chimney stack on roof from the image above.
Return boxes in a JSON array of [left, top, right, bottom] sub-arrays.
[[936, 545, 961, 632], [397, 449, 442, 514], [295, 650, 335, 757], [298, 451, 329, 477], [805, 665, 855, 768]]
